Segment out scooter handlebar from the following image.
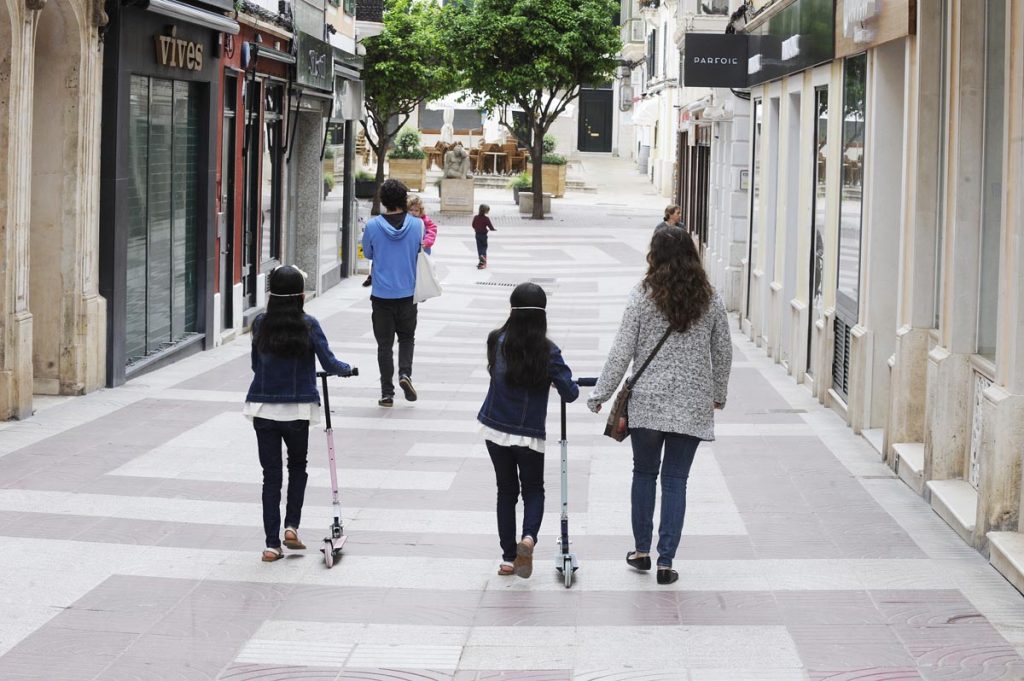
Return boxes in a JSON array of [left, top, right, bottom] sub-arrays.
[[317, 368, 359, 378], [576, 377, 598, 387]]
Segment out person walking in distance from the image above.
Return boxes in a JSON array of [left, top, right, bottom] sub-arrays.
[[654, 204, 683, 234], [477, 283, 579, 578], [361, 179, 423, 407], [408, 194, 438, 254], [244, 265, 354, 562], [472, 204, 496, 269], [587, 228, 732, 584]]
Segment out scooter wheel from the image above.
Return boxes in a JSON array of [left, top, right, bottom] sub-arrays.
[[322, 540, 335, 569], [563, 559, 573, 588]]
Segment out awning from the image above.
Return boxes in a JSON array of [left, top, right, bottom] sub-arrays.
[[250, 43, 295, 65], [145, 0, 240, 35], [630, 95, 660, 126]]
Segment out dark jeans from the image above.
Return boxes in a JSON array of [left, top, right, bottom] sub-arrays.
[[630, 427, 700, 567], [475, 233, 488, 259], [371, 295, 417, 397], [253, 417, 310, 549], [486, 440, 545, 562]]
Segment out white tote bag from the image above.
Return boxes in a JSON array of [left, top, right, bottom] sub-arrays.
[[414, 249, 442, 302]]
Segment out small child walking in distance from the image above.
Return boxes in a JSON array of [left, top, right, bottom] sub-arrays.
[[408, 195, 438, 254], [472, 204, 496, 269], [244, 265, 354, 563], [477, 283, 579, 578]]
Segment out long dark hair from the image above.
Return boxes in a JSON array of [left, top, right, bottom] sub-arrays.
[[643, 228, 713, 333], [487, 282, 551, 389], [255, 266, 311, 358]]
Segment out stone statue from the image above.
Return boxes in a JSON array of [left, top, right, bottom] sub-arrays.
[[443, 142, 472, 179]]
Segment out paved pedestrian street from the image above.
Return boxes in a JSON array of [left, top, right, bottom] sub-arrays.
[[2, 162, 1024, 680]]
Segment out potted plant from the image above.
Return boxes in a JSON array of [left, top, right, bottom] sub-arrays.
[[354, 169, 377, 199], [525, 134, 567, 197], [388, 128, 427, 191], [323, 172, 335, 200], [508, 171, 532, 204]]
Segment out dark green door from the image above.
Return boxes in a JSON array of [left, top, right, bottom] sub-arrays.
[[578, 89, 613, 153], [125, 75, 200, 364]]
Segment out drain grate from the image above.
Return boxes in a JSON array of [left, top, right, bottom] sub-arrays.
[[475, 281, 517, 287]]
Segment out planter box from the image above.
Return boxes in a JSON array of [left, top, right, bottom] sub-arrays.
[[388, 158, 426, 191], [519, 192, 552, 215], [525, 162, 566, 197], [355, 180, 377, 199]]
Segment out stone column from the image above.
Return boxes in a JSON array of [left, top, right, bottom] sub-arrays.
[[290, 109, 324, 293], [975, 0, 1024, 547], [925, 3, 985, 486], [886, 7, 944, 463], [0, 3, 37, 420]]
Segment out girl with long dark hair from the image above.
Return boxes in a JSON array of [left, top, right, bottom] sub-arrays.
[[477, 283, 579, 578], [588, 228, 733, 584], [244, 265, 354, 562]]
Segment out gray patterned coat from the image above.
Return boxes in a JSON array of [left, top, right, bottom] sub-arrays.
[[587, 283, 733, 441]]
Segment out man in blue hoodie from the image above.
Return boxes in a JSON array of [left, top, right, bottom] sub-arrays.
[[362, 179, 424, 407]]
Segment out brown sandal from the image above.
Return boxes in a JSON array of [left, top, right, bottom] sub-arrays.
[[261, 547, 284, 562], [283, 528, 305, 550], [497, 562, 515, 576]]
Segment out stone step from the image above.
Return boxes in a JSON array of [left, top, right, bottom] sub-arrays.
[[927, 479, 978, 544], [893, 442, 925, 495], [988, 531, 1024, 596]]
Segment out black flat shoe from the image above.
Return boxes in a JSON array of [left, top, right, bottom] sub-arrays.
[[626, 551, 651, 571], [657, 568, 678, 585]]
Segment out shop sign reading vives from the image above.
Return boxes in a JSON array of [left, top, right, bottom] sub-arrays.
[[683, 33, 749, 88], [155, 28, 204, 72]]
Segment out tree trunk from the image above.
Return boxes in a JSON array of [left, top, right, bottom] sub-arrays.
[[530, 125, 545, 220], [371, 130, 392, 216]]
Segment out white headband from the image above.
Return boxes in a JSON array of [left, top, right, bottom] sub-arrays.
[[511, 306, 545, 311]]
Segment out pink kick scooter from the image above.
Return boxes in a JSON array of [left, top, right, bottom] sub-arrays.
[[317, 369, 357, 568]]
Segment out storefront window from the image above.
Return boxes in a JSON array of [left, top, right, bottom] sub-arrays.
[[125, 75, 200, 364], [836, 53, 866, 324], [261, 83, 284, 264], [933, 1, 950, 330], [809, 86, 828, 372], [745, 98, 762, 319], [977, 0, 1005, 360]]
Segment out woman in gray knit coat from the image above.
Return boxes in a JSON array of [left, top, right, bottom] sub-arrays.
[[587, 227, 732, 584]]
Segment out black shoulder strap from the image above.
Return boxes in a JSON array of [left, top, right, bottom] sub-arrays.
[[626, 326, 674, 388]]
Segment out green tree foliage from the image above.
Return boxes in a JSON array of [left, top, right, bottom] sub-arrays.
[[449, 0, 621, 218], [362, 0, 460, 212]]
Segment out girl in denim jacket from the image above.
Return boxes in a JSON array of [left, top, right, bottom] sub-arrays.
[[477, 283, 579, 578], [244, 266, 353, 562]]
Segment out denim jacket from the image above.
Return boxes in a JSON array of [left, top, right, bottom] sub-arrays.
[[477, 336, 579, 439], [245, 314, 351, 405]]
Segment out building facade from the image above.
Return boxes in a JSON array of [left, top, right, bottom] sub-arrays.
[[1, 0, 108, 419], [697, 0, 1024, 584]]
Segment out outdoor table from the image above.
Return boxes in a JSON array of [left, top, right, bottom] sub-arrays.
[[484, 151, 507, 174]]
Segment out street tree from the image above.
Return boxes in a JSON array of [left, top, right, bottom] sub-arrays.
[[450, 0, 621, 219], [361, 0, 460, 213]]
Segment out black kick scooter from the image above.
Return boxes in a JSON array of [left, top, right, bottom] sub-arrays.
[[317, 368, 357, 569], [556, 376, 597, 588]]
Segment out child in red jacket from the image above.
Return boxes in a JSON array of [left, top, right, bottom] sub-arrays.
[[472, 204, 496, 269]]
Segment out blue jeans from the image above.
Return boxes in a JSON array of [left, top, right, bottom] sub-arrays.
[[475, 233, 488, 259], [486, 440, 544, 562], [254, 418, 310, 549], [630, 428, 700, 567]]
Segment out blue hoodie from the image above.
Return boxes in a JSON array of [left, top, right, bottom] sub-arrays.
[[362, 213, 424, 299]]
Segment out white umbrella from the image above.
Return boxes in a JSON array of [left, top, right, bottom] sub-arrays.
[[440, 107, 455, 144]]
